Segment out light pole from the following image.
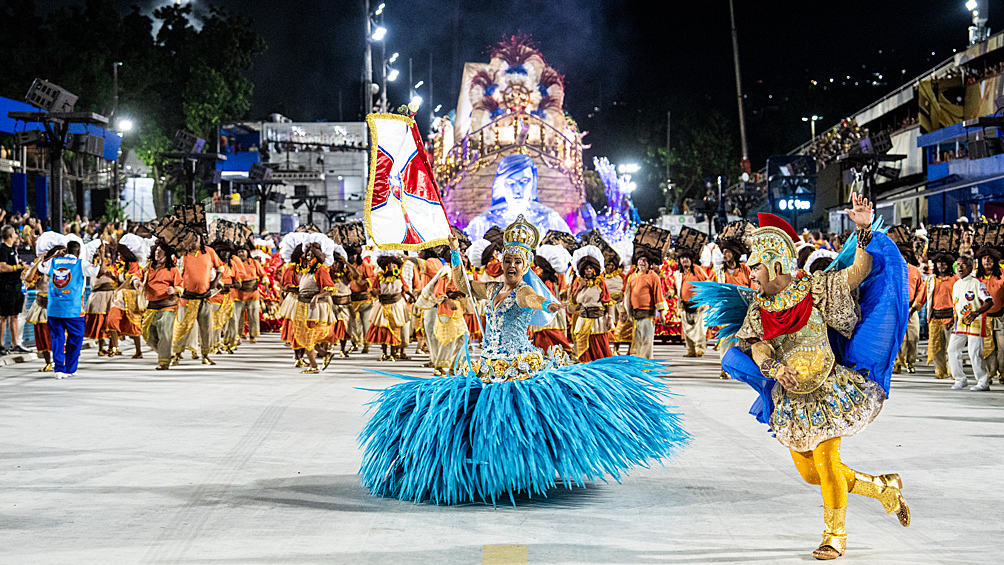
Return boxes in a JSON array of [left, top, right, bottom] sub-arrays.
[[729, 0, 750, 174], [111, 61, 122, 119], [383, 52, 398, 112], [802, 115, 822, 139], [114, 118, 133, 204], [363, 1, 386, 114]]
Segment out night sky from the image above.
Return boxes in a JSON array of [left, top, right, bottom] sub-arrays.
[[36, 0, 1004, 166]]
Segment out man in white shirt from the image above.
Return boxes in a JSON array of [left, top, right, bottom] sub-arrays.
[[949, 256, 995, 391]]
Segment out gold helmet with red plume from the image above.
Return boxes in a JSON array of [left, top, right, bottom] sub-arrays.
[[746, 213, 799, 282]]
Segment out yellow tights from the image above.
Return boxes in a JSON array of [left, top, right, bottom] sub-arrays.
[[790, 437, 857, 508]]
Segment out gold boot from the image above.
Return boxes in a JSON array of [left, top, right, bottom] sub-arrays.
[[850, 471, 910, 527], [892, 363, 902, 374], [812, 505, 846, 560], [170, 354, 181, 366], [39, 362, 54, 372]]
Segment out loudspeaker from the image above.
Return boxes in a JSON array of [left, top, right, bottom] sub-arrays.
[[25, 78, 78, 113]]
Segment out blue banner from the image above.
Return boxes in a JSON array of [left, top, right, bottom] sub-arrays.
[[35, 175, 48, 221], [12, 173, 27, 215]]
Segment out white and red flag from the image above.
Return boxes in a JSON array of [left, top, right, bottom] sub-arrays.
[[364, 113, 452, 251]]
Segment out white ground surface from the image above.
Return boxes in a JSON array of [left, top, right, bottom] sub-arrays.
[[0, 335, 1001, 564]]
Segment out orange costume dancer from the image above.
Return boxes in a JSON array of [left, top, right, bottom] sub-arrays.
[[105, 234, 148, 359], [347, 246, 376, 353], [713, 236, 754, 375], [604, 256, 633, 354], [895, 243, 927, 374], [625, 248, 667, 359], [674, 246, 709, 357], [211, 244, 238, 353], [291, 238, 337, 373], [171, 232, 226, 365], [277, 234, 304, 347], [569, 245, 615, 362], [326, 246, 354, 357], [926, 253, 959, 379], [976, 246, 1004, 382], [366, 254, 411, 360], [84, 242, 118, 355], [234, 246, 265, 343], [142, 240, 184, 370], [529, 244, 572, 353]]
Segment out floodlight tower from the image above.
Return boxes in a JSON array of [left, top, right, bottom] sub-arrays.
[[968, 0, 990, 45]]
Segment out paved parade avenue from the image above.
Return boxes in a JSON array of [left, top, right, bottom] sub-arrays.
[[1, 335, 1002, 564]]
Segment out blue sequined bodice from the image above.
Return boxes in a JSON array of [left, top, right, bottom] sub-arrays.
[[480, 282, 539, 362]]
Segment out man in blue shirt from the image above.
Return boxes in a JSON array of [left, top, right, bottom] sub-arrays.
[[42, 239, 101, 378]]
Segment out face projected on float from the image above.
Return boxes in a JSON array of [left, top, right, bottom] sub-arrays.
[[465, 154, 572, 241], [498, 166, 534, 211]]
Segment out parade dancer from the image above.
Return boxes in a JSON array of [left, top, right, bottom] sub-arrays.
[[697, 197, 911, 560], [365, 253, 411, 361], [569, 245, 615, 362], [278, 235, 304, 365], [327, 245, 353, 359], [360, 216, 689, 504], [674, 246, 708, 357], [291, 238, 336, 373], [713, 235, 753, 377], [171, 231, 225, 366], [976, 246, 1004, 382], [211, 242, 238, 355], [415, 260, 467, 375], [142, 241, 183, 370], [603, 251, 631, 354], [625, 248, 666, 359], [894, 242, 925, 374], [235, 244, 264, 344], [529, 244, 572, 353], [926, 253, 959, 379], [948, 255, 994, 391], [347, 245, 376, 354], [84, 241, 117, 356], [105, 234, 147, 359]]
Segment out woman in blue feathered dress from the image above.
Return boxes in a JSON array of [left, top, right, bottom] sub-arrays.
[[359, 215, 689, 505]]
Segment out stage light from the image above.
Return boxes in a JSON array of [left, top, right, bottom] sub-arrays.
[[375, 2, 385, 15], [410, 95, 423, 108], [371, 26, 386, 41], [387, 69, 399, 81], [623, 182, 637, 193], [434, 104, 442, 112], [414, 80, 424, 89], [117, 119, 133, 133], [389, 52, 399, 63], [967, 0, 978, 11], [617, 163, 640, 174]]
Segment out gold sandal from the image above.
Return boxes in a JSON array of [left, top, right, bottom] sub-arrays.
[[301, 367, 320, 374]]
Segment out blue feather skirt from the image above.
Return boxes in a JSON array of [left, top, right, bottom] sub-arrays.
[[358, 356, 690, 505]]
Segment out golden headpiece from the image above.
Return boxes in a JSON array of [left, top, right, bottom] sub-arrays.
[[746, 213, 798, 281], [502, 215, 541, 270]]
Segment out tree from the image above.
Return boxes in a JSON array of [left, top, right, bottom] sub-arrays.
[[583, 169, 608, 213], [0, 0, 266, 218], [638, 110, 740, 215]]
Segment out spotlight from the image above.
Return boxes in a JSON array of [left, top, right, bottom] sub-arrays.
[[387, 69, 399, 82], [371, 26, 386, 41]]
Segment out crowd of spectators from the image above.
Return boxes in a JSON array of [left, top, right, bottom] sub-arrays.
[[806, 120, 869, 168]]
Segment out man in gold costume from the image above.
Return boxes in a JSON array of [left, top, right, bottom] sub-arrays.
[[703, 194, 911, 560]]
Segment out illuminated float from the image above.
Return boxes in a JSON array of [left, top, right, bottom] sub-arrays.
[[431, 36, 586, 237]]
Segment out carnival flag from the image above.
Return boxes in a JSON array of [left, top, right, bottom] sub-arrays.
[[364, 113, 452, 251]]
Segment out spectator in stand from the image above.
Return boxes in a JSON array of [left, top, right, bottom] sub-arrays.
[[0, 225, 30, 355]]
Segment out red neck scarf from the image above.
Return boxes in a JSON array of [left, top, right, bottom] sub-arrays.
[[760, 292, 813, 340]]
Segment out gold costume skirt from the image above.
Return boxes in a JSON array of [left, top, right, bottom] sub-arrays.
[[770, 364, 885, 452]]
